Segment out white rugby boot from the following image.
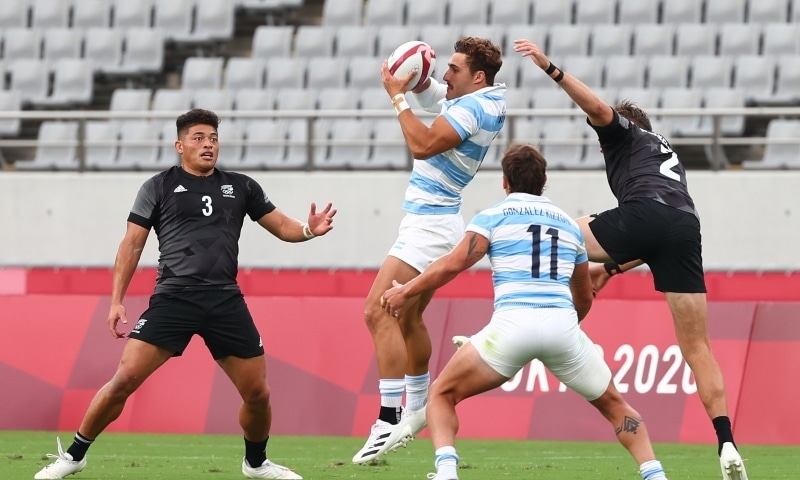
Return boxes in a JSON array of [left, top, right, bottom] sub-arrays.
[[34, 437, 87, 479], [242, 458, 302, 479], [352, 419, 413, 464], [720, 442, 749, 480]]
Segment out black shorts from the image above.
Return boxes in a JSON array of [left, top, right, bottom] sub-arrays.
[[129, 290, 265, 359], [588, 198, 707, 294]]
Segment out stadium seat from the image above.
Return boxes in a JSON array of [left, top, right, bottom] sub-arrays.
[[617, 0, 658, 24], [15, 121, 80, 171], [316, 118, 371, 169], [369, 118, 410, 169], [661, 0, 702, 23], [251, 26, 294, 58], [762, 23, 798, 56], [376, 26, 420, 58], [322, 0, 363, 26], [117, 120, 160, 170], [151, 89, 192, 130], [265, 57, 307, 89], [72, 0, 112, 28], [547, 24, 590, 57], [590, 24, 632, 56], [657, 88, 703, 137], [83, 28, 123, 74], [406, 0, 447, 26], [532, 0, 572, 25], [224, 57, 266, 91], [157, 121, 180, 167], [334, 26, 377, 57], [689, 55, 732, 89], [733, 55, 776, 104], [574, 0, 615, 24], [242, 120, 288, 169], [763, 54, 800, 104], [706, 0, 746, 23], [632, 24, 674, 56], [182, 57, 225, 90], [107, 28, 164, 75], [284, 119, 318, 169], [8, 59, 49, 105], [461, 24, 505, 52], [510, 118, 540, 145], [364, 0, 405, 26], [84, 121, 119, 170], [496, 55, 521, 88], [232, 89, 275, 127], [718, 24, 760, 56], [42, 28, 83, 70], [153, 0, 193, 42], [109, 88, 153, 127], [604, 55, 645, 89], [742, 119, 800, 169], [0, 0, 28, 28], [33, 59, 94, 107], [615, 87, 658, 110], [358, 87, 391, 111], [697, 87, 746, 137], [0, 90, 22, 137], [112, 0, 153, 29], [582, 139, 605, 169], [530, 88, 574, 125], [215, 121, 244, 169], [348, 56, 384, 90], [489, 0, 532, 25], [646, 55, 689, 89], [275, 87, 316, 111], [192, 0, 235, 43], [420, 24, 461, 70], [448, 0, 489, 25], [31, 0, 69, 28], [675, 24, 717, 57], [294, 26, 335, 58], [505, 89, 531, 112], [1, 28, 42, 62], [519, 58, 561, 91], [505, 25, 547, 57], [306, 57, 348, 89], [192, 89, 233, 112], [562, 56, 602, 88], [748, 0, 789, 23], [539, 120, 585, 169]]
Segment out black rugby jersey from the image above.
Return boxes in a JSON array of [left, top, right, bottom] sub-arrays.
[[127, 166, 275, 293], [589, 111, 698, 218]]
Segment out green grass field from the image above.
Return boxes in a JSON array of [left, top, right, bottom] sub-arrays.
[[2, 431, 795, 480]]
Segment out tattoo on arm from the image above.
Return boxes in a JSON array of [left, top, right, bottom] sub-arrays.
[[465, 233, 486, 261], [615, 416, 643, 435]]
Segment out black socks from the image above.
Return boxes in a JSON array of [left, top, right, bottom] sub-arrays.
[[379, 406, 402, 425], [712, 416, 736, 455], [66, 432, 94, 462], [244, 436, 268, 468]]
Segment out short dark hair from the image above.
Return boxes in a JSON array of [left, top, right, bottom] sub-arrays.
[[614, 99, 652, 132], [501, 144, 547, 196], [454, 36, 503, 85], [176, 108, 220, 138]]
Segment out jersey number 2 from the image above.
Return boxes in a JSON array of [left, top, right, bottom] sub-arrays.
[[528, 225, 559, 280]]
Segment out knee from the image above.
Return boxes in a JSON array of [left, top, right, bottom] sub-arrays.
[[242, 383, 271, 408], [107, 371, 143, 398], [363, 303, 386, 331]]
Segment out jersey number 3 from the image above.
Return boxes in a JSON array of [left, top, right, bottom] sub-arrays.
[[528, 225, 559, 280], [201, 195, 213, 216]]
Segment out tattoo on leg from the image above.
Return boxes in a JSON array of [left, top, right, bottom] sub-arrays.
[[615, 416, 643, 435]]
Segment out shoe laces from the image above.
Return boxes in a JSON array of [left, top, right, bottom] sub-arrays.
[[45, 437, 70, 462]]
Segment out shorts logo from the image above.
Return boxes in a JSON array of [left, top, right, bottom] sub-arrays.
[[131, 318, 147, 334], [221, 185, 235, 198], [258, 337, 263, 347]]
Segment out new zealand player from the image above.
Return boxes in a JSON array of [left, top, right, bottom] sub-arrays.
[[512, 39, 748, 480], [35, 109, 336, 480]]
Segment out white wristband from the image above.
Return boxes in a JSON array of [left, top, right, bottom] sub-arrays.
[[302, 223, 316, 240], [391, 93, 410, 115]]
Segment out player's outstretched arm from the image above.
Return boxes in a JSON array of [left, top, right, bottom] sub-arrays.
[[513, 38, 614, 128], [256, 202, 336, 243]]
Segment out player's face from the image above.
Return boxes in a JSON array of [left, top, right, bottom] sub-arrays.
[[442, 53, 480, 100], [176, 124, 219, 176]]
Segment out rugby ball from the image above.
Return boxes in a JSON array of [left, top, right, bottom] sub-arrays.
[[387, 41, 436, 90]]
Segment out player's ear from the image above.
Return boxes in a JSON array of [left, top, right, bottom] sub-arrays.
[[174, 140, 182, 154], [474, 70, 486, 85]]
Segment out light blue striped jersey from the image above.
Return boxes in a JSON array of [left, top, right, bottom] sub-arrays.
[[466, 193, 588, 312], [403, 84, 506, 215]]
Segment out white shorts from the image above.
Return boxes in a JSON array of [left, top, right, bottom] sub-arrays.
[[471, 307, 612, 401], [388, 212, 464, 273]]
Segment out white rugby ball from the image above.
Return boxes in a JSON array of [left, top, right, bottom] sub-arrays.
[[387, 41, 437, 90]]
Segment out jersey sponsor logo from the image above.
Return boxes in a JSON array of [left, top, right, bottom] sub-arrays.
[[174, 185, 187, 193], [221, 185, 235, 198]]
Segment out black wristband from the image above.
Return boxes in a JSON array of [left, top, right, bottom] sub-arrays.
[[604, 262, 623, 276], [544, 62, 557, 74], [553, 68, 565, 83]]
